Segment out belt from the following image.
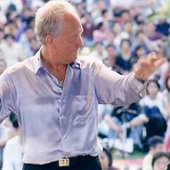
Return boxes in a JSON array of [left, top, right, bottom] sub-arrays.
[[24, 155, 98, 168]]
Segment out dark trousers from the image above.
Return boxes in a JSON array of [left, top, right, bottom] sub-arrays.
[[23, 156, 101, 170]]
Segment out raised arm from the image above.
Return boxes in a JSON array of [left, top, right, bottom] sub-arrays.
[[94, 52, 164, 106]]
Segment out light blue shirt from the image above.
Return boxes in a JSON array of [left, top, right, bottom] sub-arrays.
[[0, 50, 144, 164]]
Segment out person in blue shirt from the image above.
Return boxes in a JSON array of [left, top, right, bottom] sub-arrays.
[[0, 1, 165, 170]]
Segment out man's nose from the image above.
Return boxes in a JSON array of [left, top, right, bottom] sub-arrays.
[[76, 37, 83, 48]]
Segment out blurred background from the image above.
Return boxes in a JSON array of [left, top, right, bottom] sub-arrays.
[[1, 0, 170, 170]]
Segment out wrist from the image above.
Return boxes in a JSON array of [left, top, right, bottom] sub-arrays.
[[135, 76, 146, 84]]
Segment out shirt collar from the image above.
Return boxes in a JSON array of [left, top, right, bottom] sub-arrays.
[[32, 49, 81, 74], [70, 59, 81, 69], [32, 49, 44, 74]]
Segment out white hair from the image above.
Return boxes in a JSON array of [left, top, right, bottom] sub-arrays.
[[35, 0, 79, 44]]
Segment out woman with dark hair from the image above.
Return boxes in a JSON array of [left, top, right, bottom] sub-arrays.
[[117, 79, 167, 151], [131, 45, 147, 65], [116, 38, 134, 74], [93, 21, 108, 43], [162, 75, 170, 151], [152, 152, 170, 170], [140, 80, 167, 145], [163, 75, 170, 120]]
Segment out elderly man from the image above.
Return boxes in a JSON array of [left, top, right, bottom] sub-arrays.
[[0, 1, 164, 170]]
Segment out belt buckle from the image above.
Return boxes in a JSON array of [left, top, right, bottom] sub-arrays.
[[58, 158, 70, 167]]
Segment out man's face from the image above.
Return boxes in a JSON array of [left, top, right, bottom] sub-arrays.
[[51, 13, 83, 64]]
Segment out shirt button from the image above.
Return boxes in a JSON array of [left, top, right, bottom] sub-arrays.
[[63, 134, 67, 139], [56, 92, 62, 96]]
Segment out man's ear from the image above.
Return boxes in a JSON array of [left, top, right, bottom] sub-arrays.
[[45, 34, 54, 45]]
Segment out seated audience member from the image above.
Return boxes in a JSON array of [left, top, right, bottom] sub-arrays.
[[142, 136, 164, 170], [162, 75, 170, 151], [125, 80, 167, 149], [152, 152, 170, 170], [2, 113, 23, 170], [104, 102, 144, 149], [140, 80, 167, 143]]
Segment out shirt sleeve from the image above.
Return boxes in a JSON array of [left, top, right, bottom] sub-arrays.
[[0, 70, 17, 123], [94, 61, 145, 106]]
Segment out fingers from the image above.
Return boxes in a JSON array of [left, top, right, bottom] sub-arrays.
[[137, 56, 148, 66], [154, 57, 165, 67], [138, 51, 165, 68], [134, 51, 165, 81], [148, 51, 164, 65], [137, 56, 151, 68]]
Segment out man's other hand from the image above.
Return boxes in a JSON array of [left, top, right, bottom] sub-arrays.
[[134, 51, 165, 81]]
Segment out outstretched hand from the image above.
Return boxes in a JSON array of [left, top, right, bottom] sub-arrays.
[[134, 51, 165, 81]]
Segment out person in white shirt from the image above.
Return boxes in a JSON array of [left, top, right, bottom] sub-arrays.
[[2, 113, 23, 170]]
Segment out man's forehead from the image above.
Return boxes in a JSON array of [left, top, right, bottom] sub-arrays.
[[63, 15, 82, 32], [63, 12, 80, 24]]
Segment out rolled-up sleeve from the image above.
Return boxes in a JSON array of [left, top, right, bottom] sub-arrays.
[[94, 61, 145, 106], [0, 70, 17, 123]]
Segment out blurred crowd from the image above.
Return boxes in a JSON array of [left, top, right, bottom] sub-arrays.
[[0, 0, 170, 170]]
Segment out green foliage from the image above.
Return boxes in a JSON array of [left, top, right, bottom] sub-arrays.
[[157, 0, 170, 17], [147, 1, 170, 22]]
